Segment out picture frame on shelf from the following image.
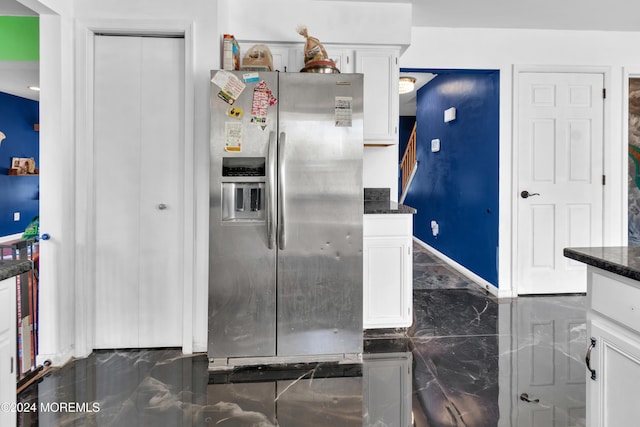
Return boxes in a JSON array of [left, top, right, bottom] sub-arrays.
[[9, 157, 37, 175]]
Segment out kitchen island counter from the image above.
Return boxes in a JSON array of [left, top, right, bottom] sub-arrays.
[[563, 246, 640, 282], [0, 259, 32, 281], [563, 246, 640, 426]]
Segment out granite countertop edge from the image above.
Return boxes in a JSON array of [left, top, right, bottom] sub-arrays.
[[364, 200, 417, 215], [0, 260, 32, 281], [563, 246, 640, 282]]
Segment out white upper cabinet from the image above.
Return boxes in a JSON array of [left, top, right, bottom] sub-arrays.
[[355, 49, 399, 145], [236, 42, 399, 145]]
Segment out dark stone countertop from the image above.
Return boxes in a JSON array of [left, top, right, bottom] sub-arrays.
[[563, 246, 640, 282], [363, 187, 416, 215], [364, 200, 417, 215], [0, 259, 32, 281]]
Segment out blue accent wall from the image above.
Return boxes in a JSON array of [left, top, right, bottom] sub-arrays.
[[403, 71, 500, 286], [0, 92, 39, 237]]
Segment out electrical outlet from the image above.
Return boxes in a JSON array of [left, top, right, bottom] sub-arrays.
[[431, 220, 439, 236], [13, 212, 20, 221]]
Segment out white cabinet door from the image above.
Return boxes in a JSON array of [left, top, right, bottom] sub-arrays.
[[588, 319, 640, 427], [0, 277, 16, 427], [93, 35, 184, 349], [363, 236, 412, 328], [355, 49, 398, 145], [325, 47, 354, 74]]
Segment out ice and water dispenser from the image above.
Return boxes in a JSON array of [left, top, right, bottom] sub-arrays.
[[221, 157, 265, 222]]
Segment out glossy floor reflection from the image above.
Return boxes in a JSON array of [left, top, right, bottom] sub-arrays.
[[18, 243, 587, 426]]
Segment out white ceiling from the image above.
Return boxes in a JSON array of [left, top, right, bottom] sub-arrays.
[[0, 61, 39, 101], [0, 1, 36, 17], [356, 0, 640, 32]]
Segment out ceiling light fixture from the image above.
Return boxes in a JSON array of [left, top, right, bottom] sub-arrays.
[[27, 86, 40, 91], [398, 77, 416, 95]]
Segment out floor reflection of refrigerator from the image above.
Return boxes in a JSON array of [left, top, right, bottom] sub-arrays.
[[205, 352, 412, 427], [208, 71, 363, 364]]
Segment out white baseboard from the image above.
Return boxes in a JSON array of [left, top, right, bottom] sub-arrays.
[[413, 237, 509, 298]]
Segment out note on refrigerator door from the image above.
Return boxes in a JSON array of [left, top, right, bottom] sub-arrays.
[[250, 80, 277, 130], [224, 121, 243, 152], [212, 70, 246, 105], [335, 96, 353, 127]]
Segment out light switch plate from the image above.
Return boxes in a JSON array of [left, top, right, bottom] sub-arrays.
[[444, 107, 456, 123], [431, 139, 440, 152]]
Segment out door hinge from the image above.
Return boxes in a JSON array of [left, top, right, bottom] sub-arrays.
[[10, 356, 13, 374], [602, 175, 606, 185], [603, 88, 606, 99]]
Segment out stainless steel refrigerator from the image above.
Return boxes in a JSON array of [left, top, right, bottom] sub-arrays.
[[208, 71, 363, 366]]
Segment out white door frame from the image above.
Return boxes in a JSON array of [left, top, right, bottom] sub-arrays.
[[511, 65, 611, 296], [74, 19, 195, 355]]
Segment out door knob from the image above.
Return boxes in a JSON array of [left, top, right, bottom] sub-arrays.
[[519, 393, 540, 403], [157, 203, 167, 210], [521, 190, 540, 199]]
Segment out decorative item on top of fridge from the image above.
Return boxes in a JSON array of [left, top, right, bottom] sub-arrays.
[[297, 26, 339, 73], [241, 44, 274, 71], [222, 34, 240, 71]]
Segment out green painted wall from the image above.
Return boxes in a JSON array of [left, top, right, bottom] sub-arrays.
[[0, 17, 39, 61]]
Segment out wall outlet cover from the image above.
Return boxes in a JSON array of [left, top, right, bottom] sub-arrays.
[[431, 139, 440, 152]]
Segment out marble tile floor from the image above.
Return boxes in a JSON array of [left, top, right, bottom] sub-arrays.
[[17, 243, 587, 426]]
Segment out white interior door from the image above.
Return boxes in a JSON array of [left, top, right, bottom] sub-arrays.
[[94, 35, 183, 348], [517, 72, 604, 294]]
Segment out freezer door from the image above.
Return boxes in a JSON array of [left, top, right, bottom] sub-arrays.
[[208, 71, 279, 358], [276, 73, 364, 356]]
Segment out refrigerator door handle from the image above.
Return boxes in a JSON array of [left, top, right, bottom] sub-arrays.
[[267, 131, 277, 249], [278, 131, 287, 250]]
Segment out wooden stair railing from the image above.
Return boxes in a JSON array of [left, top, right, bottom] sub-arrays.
[[400, 122, 417, 195]]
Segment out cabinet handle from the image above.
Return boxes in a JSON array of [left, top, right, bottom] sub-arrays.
[[586, 337, 597, 381]]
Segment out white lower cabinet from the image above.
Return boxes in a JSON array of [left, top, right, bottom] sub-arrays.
[[363, 214, 413, 328], [0, 277, 16, 427], [586, 267, 640, 427]]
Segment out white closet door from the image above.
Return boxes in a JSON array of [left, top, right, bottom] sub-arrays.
[[94, 35, 183, 349], [138, 37, 183, 347]]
